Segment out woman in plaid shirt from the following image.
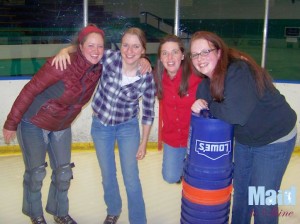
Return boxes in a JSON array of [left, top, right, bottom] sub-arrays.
[[52, 27, 155, 224], [91, 28, 155, 224]]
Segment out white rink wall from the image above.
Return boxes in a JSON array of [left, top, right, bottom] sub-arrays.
[[0, 79, 159, 146], [0, 79, 299, 147]]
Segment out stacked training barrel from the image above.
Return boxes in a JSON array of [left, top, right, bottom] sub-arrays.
[[181, 110, 234, 224]]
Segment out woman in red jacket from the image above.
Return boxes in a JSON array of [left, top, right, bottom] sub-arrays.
[[2, 24, 104, 224], [154, 35, 202, 184]]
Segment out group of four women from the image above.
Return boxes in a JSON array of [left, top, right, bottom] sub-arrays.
[[3, 23, 297, 224]]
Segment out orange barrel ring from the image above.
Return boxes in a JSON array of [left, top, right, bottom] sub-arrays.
[[182, 179, 232, 200], [182, 190, 231, 206]]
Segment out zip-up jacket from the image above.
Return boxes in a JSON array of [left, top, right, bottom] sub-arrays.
[[4, 49, 102, 131]]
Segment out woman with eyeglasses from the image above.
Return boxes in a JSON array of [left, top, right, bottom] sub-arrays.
[[154, 34, 202, 184], [190, 31, 297, 224]]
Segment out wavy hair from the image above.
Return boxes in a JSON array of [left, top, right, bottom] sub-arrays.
[[190, 31, 275, 102]]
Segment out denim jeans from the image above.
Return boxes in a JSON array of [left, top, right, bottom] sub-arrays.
[[231, 135, 296, 224], [17, 119, 73, 218], [162, 143, 186, 183], [91, 116, 147, 224]]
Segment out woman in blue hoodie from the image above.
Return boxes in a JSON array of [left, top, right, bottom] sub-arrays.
[[190, 31, 297, 224]]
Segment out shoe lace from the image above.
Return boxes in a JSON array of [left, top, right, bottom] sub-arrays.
[[32, 216, 46, 224], [106, 215, 118, 223], [56, 215, 75, 224]]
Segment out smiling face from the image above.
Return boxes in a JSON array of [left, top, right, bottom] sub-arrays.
[[190, 38, 220, 79], [160, 41, 184, 77], [121, 33, 145, 67], [79, 32, 104, 64]]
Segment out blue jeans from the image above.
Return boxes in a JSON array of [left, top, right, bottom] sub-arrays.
[[91, 116, 146, 224], [17, 119, 73, 218], [231, 135, 296, 224], [162, 143, 186, 183]]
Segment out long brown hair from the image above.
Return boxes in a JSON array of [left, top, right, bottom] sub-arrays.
[[154, 34, 191, 99], [190, 31, 275, 102]]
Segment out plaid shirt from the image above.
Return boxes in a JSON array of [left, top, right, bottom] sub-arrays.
[[91, 50, 156, 126]]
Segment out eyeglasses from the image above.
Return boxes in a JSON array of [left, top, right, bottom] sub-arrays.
[[190, 49, 216, 60]]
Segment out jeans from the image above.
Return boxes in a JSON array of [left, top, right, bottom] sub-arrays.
[[91, 116, 146, 224], [231, 135, 296, 224], [162, 143, 186, 183], [17, 119, 73, 218]]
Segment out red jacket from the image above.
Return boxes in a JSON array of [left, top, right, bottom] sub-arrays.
[[161, 67, 202, 147], [4, 50, 102, 131]]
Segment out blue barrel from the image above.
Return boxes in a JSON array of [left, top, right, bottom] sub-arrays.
[[181, 204, 229, 219], [181, 210, 229, 224], [181, 197, 231, 212], [181, 196, 231, 224], [180, 110, 233, 223], [184, 171, 232, 190], [186, 111, 234, 170], [184, 161, 233, 180]]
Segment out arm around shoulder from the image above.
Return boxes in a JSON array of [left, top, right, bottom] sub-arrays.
[[51, 45, 77, 71]]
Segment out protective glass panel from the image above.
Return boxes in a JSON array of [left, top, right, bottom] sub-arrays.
[[0, 0, 299, 81]]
